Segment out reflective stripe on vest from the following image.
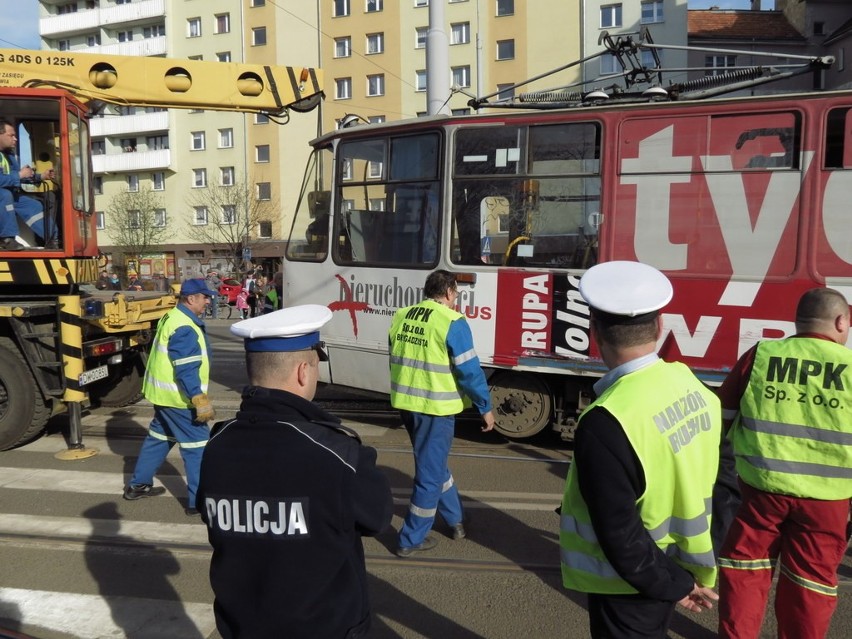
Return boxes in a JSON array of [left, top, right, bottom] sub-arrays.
[[389, 299, 465, 416], [560, 360, 721, 594], [142, 307, 209, 408], [734, 337, 852, 499]]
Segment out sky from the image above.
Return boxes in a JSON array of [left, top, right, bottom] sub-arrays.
[[6, 1, 758, 53]]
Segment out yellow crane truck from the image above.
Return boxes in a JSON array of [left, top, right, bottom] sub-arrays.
[[0, 49, 322, 453]]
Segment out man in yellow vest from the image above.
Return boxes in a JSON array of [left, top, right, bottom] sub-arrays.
[[123, 278, 217, 516], [717, 287, 852, 639], [389, 269, 495, 557], [560, 261, 721, 638]]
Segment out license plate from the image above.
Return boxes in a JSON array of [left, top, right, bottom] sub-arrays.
[[79, 365, 109, 386]]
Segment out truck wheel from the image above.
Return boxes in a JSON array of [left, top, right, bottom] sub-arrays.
[[88, 351, 145, 408], [489, 371, 552, 439], [0, 339, 50, 450]]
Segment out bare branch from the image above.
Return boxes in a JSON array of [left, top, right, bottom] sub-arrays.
[[105, 185, 169, 262]]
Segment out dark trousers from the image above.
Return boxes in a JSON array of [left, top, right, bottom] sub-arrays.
[[587, 593, 675, 639]]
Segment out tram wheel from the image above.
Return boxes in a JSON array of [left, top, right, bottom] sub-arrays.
[[489, 371, 552, 439]]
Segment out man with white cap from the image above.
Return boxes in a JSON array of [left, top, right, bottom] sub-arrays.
[[123, 278, 217, 515], [559, 261, 721, 638], [197, 305, 393, 639]]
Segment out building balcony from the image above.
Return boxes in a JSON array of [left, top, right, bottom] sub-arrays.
[[92, 149, 170, 174], [41, 0, 165, 37], [92, 36, 167, 58], [90, 111, 169, 138]]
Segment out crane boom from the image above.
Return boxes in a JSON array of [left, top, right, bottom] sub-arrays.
[[0, 49, 323, 115]]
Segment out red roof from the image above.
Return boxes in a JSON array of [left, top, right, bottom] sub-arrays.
[[688, 10, 804, 41]]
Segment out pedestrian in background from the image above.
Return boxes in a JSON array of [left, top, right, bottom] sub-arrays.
[[235, 289, 249, 319], [243, 272, 258, 318], [204, 268, 222, 320], [262, 270, 284, 314], [717, 287, 852, 639], [127, 270, 142, 291], [389, 269, 495, 557], [560, 261, 720, 638], [123, 278, 217, 516], [198, 305, 393, 638]]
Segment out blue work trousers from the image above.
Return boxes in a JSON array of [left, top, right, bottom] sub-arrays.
[[398, 410, 463, 549], [130, 405, 210, 509], [0, 189, 53, 241]]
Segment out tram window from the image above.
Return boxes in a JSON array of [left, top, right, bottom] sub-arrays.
[[451, 122, 601, 268], [709, 112, 800, 170], [824, 107, 852, 169], [455, 126, 526, 176]]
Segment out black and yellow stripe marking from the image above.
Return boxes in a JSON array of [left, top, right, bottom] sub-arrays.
[[0, 258, 99, 286], [58, 294, 86, 403]]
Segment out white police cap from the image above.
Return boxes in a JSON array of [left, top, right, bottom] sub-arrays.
[[231, 304, 332, 356], [579, 261, 672, 324]]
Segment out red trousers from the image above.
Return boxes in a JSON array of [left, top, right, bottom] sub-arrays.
[[718, 482, 850, 639]]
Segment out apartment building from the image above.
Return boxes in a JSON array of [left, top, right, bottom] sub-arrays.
[[38, 0, 321, 280]]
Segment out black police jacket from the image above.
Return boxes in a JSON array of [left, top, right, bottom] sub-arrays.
[[197, 386, 394, 639]]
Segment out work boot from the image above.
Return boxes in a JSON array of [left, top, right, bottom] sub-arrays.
[[397, 536, 438, 558], [184, 507, 201, 517], [123, 483, 166, 500], [0, 237, 23, 251], [451, 522, 466, 540]]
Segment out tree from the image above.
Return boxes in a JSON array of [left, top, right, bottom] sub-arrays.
[[184, 175, 278, 274], [105, 185, 169, 270]]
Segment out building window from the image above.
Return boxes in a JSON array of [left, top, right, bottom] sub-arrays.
[[496, 39, 515, 60], [451, 22, 470, 45], [334, 37, 351, 58], [59, 40, 70, 52], [92, 140, 105, 155], [496, 83, 514, 101], [367, 0, 383, 11], [87, 34, 101, 47], [216, 51, 231, 62], [368, 115, 385, 124], [496, 0, 513, 16], [193, 169, 207, 188], [191, 131, 205, 150], [143, 25, 165, 38], [640, 1, 664, 24], [251, 0, 266, 6], [127, 174, 139, 192], [220, 167, 235, 186], [601, 53, 620, 75], [334, 0, 350, 17], [120, 137, 137, 152], [257, 182, 271, 200], [128, 210, 141, 229], [335, 77, 352, 100], [415, 0, 428, 7], [154, 209, 167, 228], [252, 27, 267, 46], [255, 113, 269, 124], [258, 220, 273, 238], [452, 65, 471, 88], [342, 159, 353, 180], [96, 211, 105, 230], [415, 69, 427, 92], [705, 55, 736, 76], [218, 128, 234, 149], [451, 108, 471, 116], [369, 161, 382, 179], [187, 17, 202, 38], [255, 145, 270, 163], [117, 31, 133, 42], [58, 3, 78, 14], [367, 33, 384, 54], [147, 135, 168, 150], [600, 4, 622, 28], [94, 177, 103, 195], [215, 13, 230, 34], [194, 206, 208, 225], [416, 27, 427, 49], [367, 74, 385, 96], [152, 172, 165, 190], [222, 205, 236, 225], [641, 50, 660, 69]]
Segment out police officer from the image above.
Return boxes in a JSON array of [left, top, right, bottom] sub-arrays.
[[389, 269, 495, 557], [197, 305, 393, 639], [560, 261, 721, 638], [123, 278, 216, 515], [717, 287, 852, 639]]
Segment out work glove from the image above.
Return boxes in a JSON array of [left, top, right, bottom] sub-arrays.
[[191, 393, 216, 423]]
